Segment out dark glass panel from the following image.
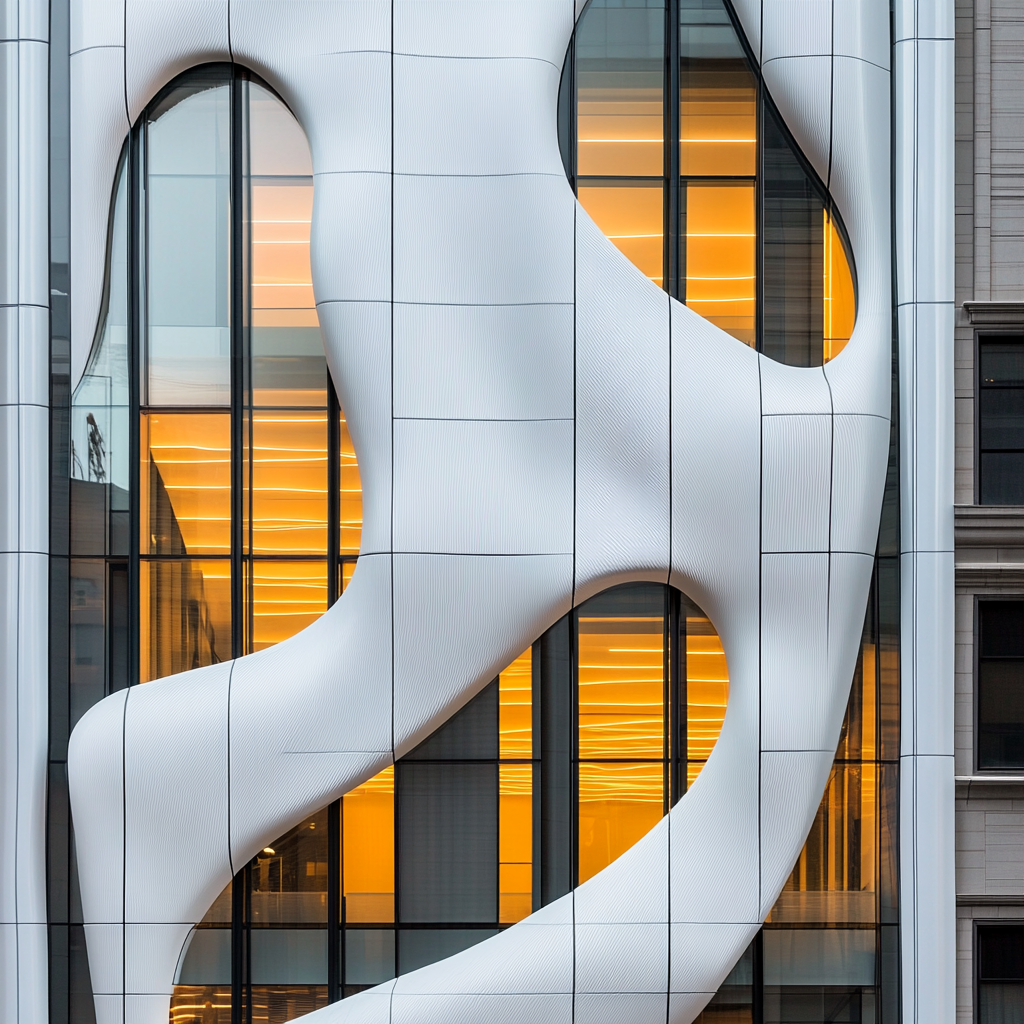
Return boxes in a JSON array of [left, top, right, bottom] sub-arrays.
[[979, 926, 1024, 981], [343, 767, 394, 924], [980, 453, 1024, 506], [144, 78, 231, 407], [250, 810, 329, 926], [878, 766, 899, 925], [979, 984, 1024, 1024], [679, 0, 756, 177], [981, 339, 1024, 385], [574, 0, 665, 177], [69, 559, 107, 720], [979, 388, 1024, 450], [981, 602, 1024, 658], [685, 181, 756, 346], [577, 182, 665, 287], [247, 986, 328, 1024], [139, 559, 231, 682], [344, 930, 395, 986], [176, 929, 232, 985], [405, 682, 498, 761], [397, 929, 498, 976], [694, 942, 753, 1023], [397, 762, 498, 924], [978, 661, 1024, 769], [762, 105, 824, 367]]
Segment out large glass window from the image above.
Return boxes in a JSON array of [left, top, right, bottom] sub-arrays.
[[561, 0, 856, 364], [978, 336, 1024, 505], [977, 601, 1024, 770], [978, 925, 1024, 1024]]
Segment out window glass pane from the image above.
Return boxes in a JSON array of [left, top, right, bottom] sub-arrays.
[[404, 682, 498, 761], [499, 649, 533, 759], [139, 558, 231, 682], [981, 602, 1024, 658], [396, 762, 498, 923], [762, 106, 824, 366], [685, 181, 755, 346], [251, 560, 327, 652], [169, 986, 232, 1024], [577, 183, 665, 287], [980, 453, 1024, 506], [979, 984, 1024, 1024], [578, 762, 663, 884], [823, 212, 855, 360], [679, 0, 756, 176], [978, 661, 1024, 769], [980, 389, 1024, 451], [247, 985, 328, 1023], [981, 340, 1024, 385], [340, 414, 362, 557], [575, 0, 665, 177], [397, 929, 498, 976], [145, 79, 231, 406], [685, 609, 729, 786], [499, 764, 532, 924], [979, 926, 1024, 981], [251, 411, 328, 555], [343, 767, 394, 924], [344, 930, 395, 987], [763, 929, 876, 987], [694, 943, 753, 1023], [141, 413, 231, 556]]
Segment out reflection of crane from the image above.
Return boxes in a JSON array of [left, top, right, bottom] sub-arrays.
[[86, 412, 106, 482]]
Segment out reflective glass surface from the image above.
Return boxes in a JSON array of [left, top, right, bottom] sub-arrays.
[[685, 609, 729, 785], [978, 602, 1024, 769], [980, 338, 1024, 505], [250, 560, 327, 652], [343, 768, 395, 925], [577, 182, 665, 286]]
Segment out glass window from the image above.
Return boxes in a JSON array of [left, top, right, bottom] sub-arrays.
[[978, 602, 1024, 770], [577, 182, 665, 286], [343, 768, 395, 926], [979, 337, 1024, 505], [685, 607, 729, 786], [250, 560, 327, 653], [978, 925, 1024, 1024]]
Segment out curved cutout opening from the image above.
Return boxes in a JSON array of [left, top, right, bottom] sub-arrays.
[[558, 0, 857, 366]]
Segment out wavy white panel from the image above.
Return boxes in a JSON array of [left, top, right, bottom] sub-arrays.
[[575, 817, 668, 925], [392, 902, 573, 994], [311, 172, 391, 304], [124, 923, 193, 995], [670, 923, 758, 993], [0, 555, 14, 922], [17, 406, 48, 554], [317, 985, 394, 1024], [71, 0, 122, 50], [92, 994, 125, 1024], [229, 554, 394, 861], [759, 358, 831, 416], [831, 414, 890, 554], [0, 43, 16, 305], [395, 0, 573, 65], [575, 992, 666, 1024], [125, 0, 228, 120], [82, 923, 124, 993], [575, 210, 670, 601], [16, 42, 48, 309], [762, 0, 829, 62], [68, 692, 127, 926], [123, 662, 230, 924], [759, 749, 835, 917], [893, 0, 954, 42], [392, 994, 572, 1024], [828, 552, 875, 711], [394, 55, 561, 177], [834, 0, 890, 68], [393, 173, 574, 306], [317, 301, 391, 556], [231, 1, 389, 174], [760, 553, 829, 751], [0, 409, 15, 552], [393, 303, 573, 421], [69, 44, 128, 388], [575, 924, 668, 994], [724, 0, 761, 56], [0, 306, 48, 408], [392, 419, 574, 555], [761, 414, 831, 553], [392, 553, 572, 755], [760, 55, 831, 187], [824, 57, 892, 420], [0, 308, 17, 405]]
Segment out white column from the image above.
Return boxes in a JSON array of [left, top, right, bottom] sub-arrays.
[[894, 1, 956, 1022], [0, 0, 50, 1014]]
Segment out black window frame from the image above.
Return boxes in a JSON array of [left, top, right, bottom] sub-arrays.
[[974, 597, 1024, 774], [975, 329, 1024, 507]]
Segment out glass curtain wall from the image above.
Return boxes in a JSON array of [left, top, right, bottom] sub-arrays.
[[561, 0, 856, 364]]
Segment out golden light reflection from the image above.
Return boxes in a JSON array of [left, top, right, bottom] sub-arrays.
[[252, 184, 315, 312], [500, 763, 532, 923], [685, 616, 729, 786], [685, 182, 756, 347], [251, 561, 327, 652], [577, 87, 664, 177], [343, 766, 395, 923], [169, 987, 232, 1024], [679, 73, 757, 176], [141, 413, 231, 555], [578, 762, 664, 885], [578, 616, 664, 760], [577, 184, 664, 286], [823, 212, 856, 361], [499, 649, 532, 759], [340, 416, 362, 558]]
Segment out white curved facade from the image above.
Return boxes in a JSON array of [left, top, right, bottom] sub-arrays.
[[0, 0, 963, 1020]]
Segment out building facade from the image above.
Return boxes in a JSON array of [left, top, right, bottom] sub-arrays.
[[6, 0, 1021, 1022]]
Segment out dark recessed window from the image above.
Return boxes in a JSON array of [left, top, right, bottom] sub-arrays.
[[977, 601, 1024, 770], [979, 335, 1024, 505], [977, 925, 1024, 1024]]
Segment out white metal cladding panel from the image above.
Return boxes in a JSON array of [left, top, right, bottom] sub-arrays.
[[760, 55, 833, 187], [761, 0, 831, 62], [575, 210, 671, 599], [392, 302, 574, 422], [831, 414, 891, 555], [574, 992, 667, 1024], [391, 993, 573, 1024], [833, 0, 891, 68], [574, 924, 669, 993], [758, 357, 832, 416], [70, 0, 122, 51], [669, 922, 759, 994]]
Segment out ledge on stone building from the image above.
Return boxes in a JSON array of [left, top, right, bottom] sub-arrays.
[[962, 300, 1024, 325]]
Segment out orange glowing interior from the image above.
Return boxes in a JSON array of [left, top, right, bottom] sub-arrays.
[[499, 648, 533, 759], [251, 560, 327, 653], [685, 182, 756, 347], [500, 763, 532, 923], [252, 183, 315, 317], [343, 766, 395, 923], [679, 73, 757, 176], [577, 184, 664, 287], [685, 615, 729, 787], [824, 211, 856, 361], [577, 85, 663, 177]]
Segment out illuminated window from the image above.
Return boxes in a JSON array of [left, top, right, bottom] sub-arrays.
[[561, 0, 857, 365]]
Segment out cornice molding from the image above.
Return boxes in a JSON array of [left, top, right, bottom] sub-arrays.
[[962, 301, 1024, 326]]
